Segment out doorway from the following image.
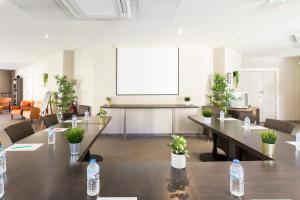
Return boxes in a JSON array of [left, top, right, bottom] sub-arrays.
[[239, 69, 278, 122]]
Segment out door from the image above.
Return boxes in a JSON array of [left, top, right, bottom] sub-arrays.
[[239, 70, 276, 122]]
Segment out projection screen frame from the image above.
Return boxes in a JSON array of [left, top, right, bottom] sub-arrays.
[[116, 47, 180, 96]]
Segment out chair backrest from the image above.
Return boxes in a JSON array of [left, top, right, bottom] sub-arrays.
[[264, 118, 295, 134], [20, 100, 33, 107], [42, 114, 59, 128], [4, 121, 34, 143], [238, 112, 256, 124], [78, 105, 91, 116], [62, 113, 73, 121]]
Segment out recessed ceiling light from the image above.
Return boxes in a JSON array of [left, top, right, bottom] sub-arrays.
[[44, 34, 49, 39], [238, 31, 243, 36], [177, 29, 183, 35]]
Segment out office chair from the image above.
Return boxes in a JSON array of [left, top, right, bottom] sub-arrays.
[[42, 114, 59, 128], [264, 119, 295, 134], [4, 121, 34, 143], [238, 112, 256, 124], [77, 105, 91, 116]]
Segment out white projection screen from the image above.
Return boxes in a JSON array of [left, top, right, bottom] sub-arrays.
[[116, 47, 179, 95]]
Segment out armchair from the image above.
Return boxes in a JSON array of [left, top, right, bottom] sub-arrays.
[[11, 100, 34, 119], [22, 101, 42, 123]]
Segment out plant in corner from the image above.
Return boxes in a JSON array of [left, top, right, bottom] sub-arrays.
[[97, 108, 107, 124], [52, 75, 76, 120], [168, 135, 190, 169], [233, 71, 240, 89], [202, 108, 213, 124], [184, 96, 191, 105], [43, 73, 48, 87], [208, 73, 233, 113], [261, 129, 277, 156], [64, 127, 85, 155], [106, 97, 112, 106]]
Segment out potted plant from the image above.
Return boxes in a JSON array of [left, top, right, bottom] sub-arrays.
[[168, 135, 190, 169], [202, 108, 213, 124], [184, 96, 191, 106], [261, 129, 277, 156], [43, 73, 48, 87], [64, 127, 85, 155], [52, 75, 76, 120], [106, 97, 112, 106], [97, 108, 107, 124], [208, 73, 233, 113]]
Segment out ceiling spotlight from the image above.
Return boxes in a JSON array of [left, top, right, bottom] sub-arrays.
[[177, 29, 183, 35], [238, 31, 243, 36], [44, 34, 49, 39], [268, 0, 290, 6]]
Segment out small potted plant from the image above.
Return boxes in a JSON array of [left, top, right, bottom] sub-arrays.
[[184, 96, 191, 106], [64, 127, 85, 155], [261, 129, 277, 156], [97, 108, 107, 124], [202, 108, 213, 124], [106, 97, 112, 106], [168, 135, 190, 169]]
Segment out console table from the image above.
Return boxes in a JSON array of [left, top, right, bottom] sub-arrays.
[[100, 104, 199, 140]]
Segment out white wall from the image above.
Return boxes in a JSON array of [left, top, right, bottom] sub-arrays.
[[16, 51, 64, 101], [242, 56, 300, 120], [74, 44, 213, 134]]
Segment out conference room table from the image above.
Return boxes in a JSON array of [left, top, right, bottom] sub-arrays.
[[3, 115, 300, 199]]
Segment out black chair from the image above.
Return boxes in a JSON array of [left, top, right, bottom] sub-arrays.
[[42, 114, 59, 128], [264, 118, 295, 134], [238, 112, 256, 124], [4, 121, 34, 143], [62, 113, 73, 121], [78, 105, 91, 116]]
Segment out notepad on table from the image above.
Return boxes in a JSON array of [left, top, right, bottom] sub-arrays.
[[286, 141, 296, 146], [241, 125, 267, 130], [218, 118, 237, 121], [98, 198, 137, 200], [63, 120, 82, 123], [5, 143, 44, 151], [43, 128, 68, 132]]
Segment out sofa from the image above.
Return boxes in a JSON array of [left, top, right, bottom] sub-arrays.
[[11, 100, 34, 119], [0, 98, 12, 110]]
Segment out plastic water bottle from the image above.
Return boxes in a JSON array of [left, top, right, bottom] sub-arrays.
[[0, 173, 4, 198], [296, 132, 300, 151], [72, 115, 77, 128], [48, 126, 55, 144], [0, 146, 6, 173], [87, 159, 100, 196], [244, 116, 251, 130], [230, 159, 244, 197], [85, 110, 89, 121], [220, 111, 225, 121]]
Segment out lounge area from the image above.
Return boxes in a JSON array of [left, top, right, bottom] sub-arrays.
[[1, 0, 300, 199]]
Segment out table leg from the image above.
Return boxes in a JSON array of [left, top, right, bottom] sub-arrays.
[[171, 108, 175, 135], [124, 108, 127, 141]]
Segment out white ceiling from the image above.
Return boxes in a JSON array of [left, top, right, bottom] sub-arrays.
[[1, 0, 300, 69]]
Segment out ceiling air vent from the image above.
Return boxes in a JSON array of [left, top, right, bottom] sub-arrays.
[[55, 0, 131, 20], [288, 32, 300, 48]]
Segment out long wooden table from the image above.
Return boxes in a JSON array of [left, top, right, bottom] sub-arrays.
[[3, 115, 300, 199]]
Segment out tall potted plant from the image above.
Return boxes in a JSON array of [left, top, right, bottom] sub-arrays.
[[208, 73, 233, 113], [261, 129, 277, 156], [168, 135, 190, 169], [64, 127, 85, 155], [52, 75, 76, 120], [97, 108, 107, 124]]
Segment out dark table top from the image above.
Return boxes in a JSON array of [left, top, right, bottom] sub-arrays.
[[100, 104, 199, 109], [4, 115, 300, 200]]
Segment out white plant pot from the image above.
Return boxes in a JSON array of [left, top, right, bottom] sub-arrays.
[[185, 101, 190, 106], [70, 143, 80, 155], [171, 152, 186, 169], [203, 117, 212, 124]]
